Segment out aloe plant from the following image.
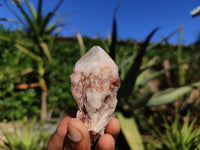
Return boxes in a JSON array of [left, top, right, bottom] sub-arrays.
[[0, 117, 50, 150], [1, 0, 65, 120], [106, 8, 200, 148], [148, 112, 200, 150], [117, 27, 159, 102], [106, 7, 160, 148]]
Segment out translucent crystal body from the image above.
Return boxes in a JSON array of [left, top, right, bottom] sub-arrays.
[[70, 46, 120, 142]]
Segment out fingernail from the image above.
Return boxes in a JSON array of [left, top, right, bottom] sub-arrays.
[[67, 123, 82, 142]]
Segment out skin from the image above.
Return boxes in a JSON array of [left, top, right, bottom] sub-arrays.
[[47, 116, 120, 150]]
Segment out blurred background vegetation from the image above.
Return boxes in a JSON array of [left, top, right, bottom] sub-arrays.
[[0, 0, 200, 149]]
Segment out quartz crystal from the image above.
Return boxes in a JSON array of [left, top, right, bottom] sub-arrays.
[[70, 46, 120, 143]]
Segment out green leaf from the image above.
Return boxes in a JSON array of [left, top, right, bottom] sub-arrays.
[[177, 26, 186, 85], [146, 27, 180, 51], [136, 62, 179, 90], [13, 0, 39, 39], [129, 88, 154, 109], [40, 42, 53, 63], [0, 143, 9, 149], [76, 32, 85, 56], [37, 0, 43, 25], [119, 55, 135, 70], [118, 27, 179, 69], [109, 16, 117, 61], [147, 82, 200, 106], [109, 2, 121, 61], [151, 113, 200, 149], [25, 0, 37, 20], [134, 56, 159, 90], [40, 0, 64, 35], [116, 112, 145, 150], [15, 43, 42, 62], [118, 27, 159, 101], [46, 16, 65, 33], [3, 0, 27, 28], [0, 118, 50, 150], [109, 2, 120, 61]]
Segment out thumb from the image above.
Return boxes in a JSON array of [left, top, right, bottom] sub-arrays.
[[65, 118, 90, 150]]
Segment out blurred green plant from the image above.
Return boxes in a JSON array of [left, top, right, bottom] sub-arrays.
[[0, 117, 50, 150], [116, 112, 145, 150], [0, 29, 41, 121], [107, 9, 200, 148], [76, 32, 86, 56], [146, 82, 200, 107], [177, 26, 185, 86], [146, 112, 200, 150], [0, 29, 80, 121], [115, 28, 160, 150], [106, 7, 159, 147], [0, 0, 65, 120]]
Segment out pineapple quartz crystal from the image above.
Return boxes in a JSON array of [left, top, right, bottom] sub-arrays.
[[70, 46, 120, 143]]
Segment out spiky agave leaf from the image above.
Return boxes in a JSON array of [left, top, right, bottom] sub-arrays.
[[40, 0, 64, 35], [3, 0, 27, 28], [151, 113, 200, 149], [118, 27, 180, 69], [118, 27, 159, 102], [25, 0, 37, 20], [109, 16, 117, 61], [37, 0, 43, 25], [147, 82, 200, 107], [109, 2, 120, 61], [135, 60, 189, 90], [116, 112, 145, 150], [45, 16, 66, 35]]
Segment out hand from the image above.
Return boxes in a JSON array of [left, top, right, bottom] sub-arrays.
[[47, 115, 120, 150]]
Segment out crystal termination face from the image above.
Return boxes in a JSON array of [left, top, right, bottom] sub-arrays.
[[70, 46, 120, 143]]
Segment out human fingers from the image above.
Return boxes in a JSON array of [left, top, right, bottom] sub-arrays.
[[47, 115, 72, 150], [96, 134, 115, 150], [105, 117, 120, 139], [65, 118, 90, 150]]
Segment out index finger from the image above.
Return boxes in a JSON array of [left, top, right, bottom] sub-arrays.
[[105, 117, 120, 139], [47, 115, 72, 150]]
